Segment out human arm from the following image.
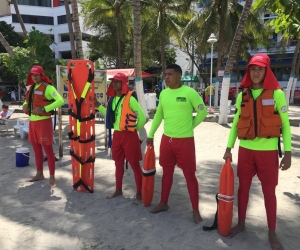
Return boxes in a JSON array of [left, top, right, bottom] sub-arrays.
[[33, 85, 64, 115], [129, 96, 146, 131], [94, 95, 107, 115], [147, 100, 163, 139], [190, 89, 207, 128], [275, 90, 292, 170]]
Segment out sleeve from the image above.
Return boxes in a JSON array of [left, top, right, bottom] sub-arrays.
[[129, 96, 146, 131], [44, 85, 65, 112], [148, 94, 164, 138], [97, 105, 106, 115], [226, 92, 242, 148], [190, 89, 207, 128], [275, 90, 292, 151]]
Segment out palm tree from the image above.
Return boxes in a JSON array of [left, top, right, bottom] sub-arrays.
[[64, 0, 77, 59], [71, 0, 84, 59], [218, 0, 253, 124], [133, 0, 149, 118], [82, 0, 132, 68], [11, 0, 28, 39], [141, 0, 193, 79], [0, 31, 14, 57]]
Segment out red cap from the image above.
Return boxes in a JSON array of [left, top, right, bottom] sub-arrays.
[[108, 73, 128, 84], [30, 65, 45, 75], [106, 73, 129, 97], [26, 65, 52, 86], [247, 54, 270, 68]]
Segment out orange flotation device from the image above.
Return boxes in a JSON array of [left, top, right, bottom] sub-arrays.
[[218, 158, 234, 236], [203, 158, 234, 237], [142, 145, 156, 207], [67, 60, 95, 193]]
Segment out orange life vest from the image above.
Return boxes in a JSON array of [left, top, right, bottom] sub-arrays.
[[119, 91, 138, 132], [236, 89, 282, 139], [25, 82, 53, 116]]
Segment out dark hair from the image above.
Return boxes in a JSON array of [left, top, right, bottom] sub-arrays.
[[2, 104, 8, 109], [166, 64, 182, 75]]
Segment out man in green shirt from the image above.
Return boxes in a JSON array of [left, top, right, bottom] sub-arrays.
[[146, 64, 207, 224], [223, 54, 291, 250]]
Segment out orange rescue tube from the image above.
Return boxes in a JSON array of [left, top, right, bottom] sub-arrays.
[[142, 145, 156, 207], [217, 158, 234, 237]]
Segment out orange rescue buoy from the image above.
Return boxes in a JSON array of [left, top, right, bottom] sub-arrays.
[[217, 158, 234, 236], [142, 145, 156, 207]]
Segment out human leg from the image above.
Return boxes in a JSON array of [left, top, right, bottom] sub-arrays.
[[183, 170, 203, 224], [129, 160, 143, 200], [151, 164, 175, 213], [106, 159, 124, 199], [43, 144, 56, 187], [26, 141, 45, 182]]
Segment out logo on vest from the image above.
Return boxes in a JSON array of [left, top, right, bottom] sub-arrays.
[[281, 106, 287, 113], [176, 97, 186, 102], [198, 104, 204, 110]]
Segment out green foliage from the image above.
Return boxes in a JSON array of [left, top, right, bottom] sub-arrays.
[[0, 27, 60, 85], [0, 21, 26, 82]]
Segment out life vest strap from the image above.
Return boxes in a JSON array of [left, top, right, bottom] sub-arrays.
[[70, 150, 95, 165], [79, 134, 95, 144], [68, 109, 95, 122], [73, 178, 94, 193], [68, 131, 80, 141]]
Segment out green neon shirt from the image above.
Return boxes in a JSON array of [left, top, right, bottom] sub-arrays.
[[97, 95, 146, 131], [227, 88, 292, 151], [148, 85, 207, 138], [24, 83, 64, 121]]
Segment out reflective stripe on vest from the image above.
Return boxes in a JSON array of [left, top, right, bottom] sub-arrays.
[[236, 89, 282, 139]]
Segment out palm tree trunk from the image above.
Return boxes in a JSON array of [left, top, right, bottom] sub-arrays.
[[11, 0, 28, 39], [286, 39, 300, 105], [116, 15, 122, 68], [290, 49, 300, 104], [64, 0, 77, 59], [0, 31, 14, 57], [160, 12, 166, 88], [71, 0, 84, 59], [218, 0, 253, 124], [133, 0, 148, 119]]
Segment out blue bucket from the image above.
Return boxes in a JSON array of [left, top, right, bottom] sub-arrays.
[[16, 147, 30, 167]]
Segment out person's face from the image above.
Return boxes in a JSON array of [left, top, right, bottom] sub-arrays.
[[164, 69, 181, 88], [31, 73, 43, 83], [112, 79, 122, 92], [249, 65, 266, 85]]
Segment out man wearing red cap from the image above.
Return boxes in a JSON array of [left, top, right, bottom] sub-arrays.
[[223, 54, 291, 250], [95, 73, 146, 200], [23, 65, 64, 188]]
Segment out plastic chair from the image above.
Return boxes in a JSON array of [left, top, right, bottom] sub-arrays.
[[13, 119, 28, 137], [0, 108, 15, 131], [20, 120, 30, 139]]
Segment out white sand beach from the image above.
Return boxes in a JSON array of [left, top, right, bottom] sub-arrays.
[[0, 106, 299, 250]]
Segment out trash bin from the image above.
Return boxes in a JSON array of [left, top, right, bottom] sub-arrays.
[[227, 100, 232, 115]]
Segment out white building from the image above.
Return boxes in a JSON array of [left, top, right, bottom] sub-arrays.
[[0, 0, 91, 59]]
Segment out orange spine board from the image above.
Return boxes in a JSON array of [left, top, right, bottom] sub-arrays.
[[68, 60, 95, 193], [142, 145, 156, 207], [218, 159, 234, 237]]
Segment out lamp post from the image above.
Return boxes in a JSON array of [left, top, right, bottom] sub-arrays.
[[207, 33, 217, 113]]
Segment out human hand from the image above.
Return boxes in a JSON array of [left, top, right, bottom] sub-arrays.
[[23, 104, 29, 113], [146, 138, 154, 146], [223, 147, 232, 161], [93, 94, 101, 108], [279, 152, 291, 171], [32, 106, 43, 115]]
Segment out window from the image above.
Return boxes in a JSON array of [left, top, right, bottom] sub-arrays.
[[58, 15, 72, 25], [12, 14, 54, 25], [17, 0, 52, 7]]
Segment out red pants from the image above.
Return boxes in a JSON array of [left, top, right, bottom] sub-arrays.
[[112, 130, 142, 193], [237, 147, 279, 230], [159, 135, 199, 210], [29, 119, 55, 175]]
